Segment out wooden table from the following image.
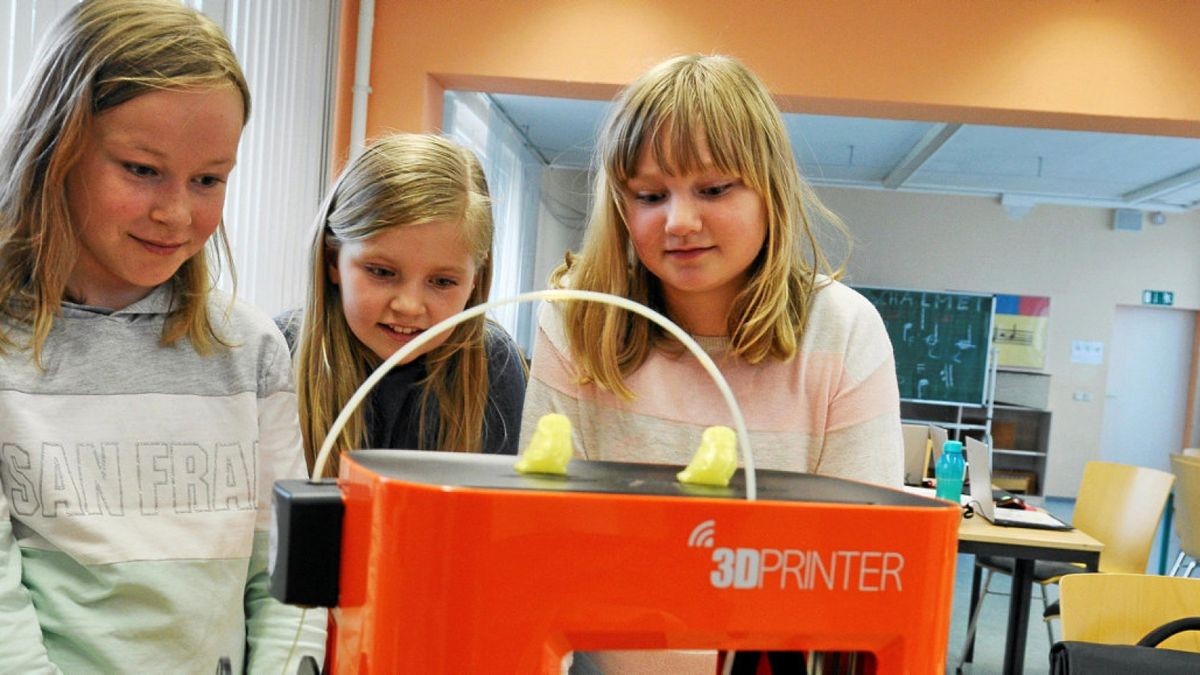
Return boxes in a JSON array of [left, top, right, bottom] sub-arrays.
[[957, 513, 1104, 675]]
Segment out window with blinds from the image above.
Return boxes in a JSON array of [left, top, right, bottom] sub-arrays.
[[0, 0, 337, 318]]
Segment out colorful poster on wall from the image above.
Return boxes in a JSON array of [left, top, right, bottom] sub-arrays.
[[993, 294, 1050, 369]]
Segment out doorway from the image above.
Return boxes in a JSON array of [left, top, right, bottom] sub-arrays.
[[1099, 305, 1195, 473]]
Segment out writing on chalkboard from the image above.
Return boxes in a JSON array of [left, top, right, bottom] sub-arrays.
[[855, 287, 996, 406]]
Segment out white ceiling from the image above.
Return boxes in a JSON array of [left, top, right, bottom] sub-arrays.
[[486, 92, 1200, 217]]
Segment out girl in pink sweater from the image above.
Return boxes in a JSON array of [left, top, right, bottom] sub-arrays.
[[521, 54, 904, 674]]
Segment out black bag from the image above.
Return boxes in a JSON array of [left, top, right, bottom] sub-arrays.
[[1049, 617, 1200, 674]]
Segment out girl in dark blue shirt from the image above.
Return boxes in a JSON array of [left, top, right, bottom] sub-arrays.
[[280, 134, 526, 477]]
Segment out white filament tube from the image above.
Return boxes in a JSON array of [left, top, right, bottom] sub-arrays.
[[311, 289, 757, 501]]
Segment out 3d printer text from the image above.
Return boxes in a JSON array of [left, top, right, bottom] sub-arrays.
[[708, 547, 905, 591], [690, 520, 905, 592]]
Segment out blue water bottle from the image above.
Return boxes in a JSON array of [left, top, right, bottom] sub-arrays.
[[935, 440, 965, 502]]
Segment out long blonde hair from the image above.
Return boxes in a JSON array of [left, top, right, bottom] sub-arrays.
[[297, 134, 495, 476], [0, 0, 250, 365], [554, 54, 849, 398]]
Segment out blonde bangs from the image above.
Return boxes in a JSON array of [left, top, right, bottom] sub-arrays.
[[605, 81, 761, 189]]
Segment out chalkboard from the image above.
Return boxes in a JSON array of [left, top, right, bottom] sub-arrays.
[[854, 286, 995, 406]]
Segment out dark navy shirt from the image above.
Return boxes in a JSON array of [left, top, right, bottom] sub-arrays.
[[275, 309, 526, 454]]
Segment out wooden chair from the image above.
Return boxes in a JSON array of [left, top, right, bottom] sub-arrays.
[[957, 461, 1175, 670], [1169, 453, 1200, 577], [1059, 572, 1200, 652]]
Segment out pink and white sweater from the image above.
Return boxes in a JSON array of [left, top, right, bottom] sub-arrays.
[[520, 278, 903, 488]]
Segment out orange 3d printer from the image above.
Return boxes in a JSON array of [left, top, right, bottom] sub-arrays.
[[271, 450, 959, 673], [270, 291, 960, 673]]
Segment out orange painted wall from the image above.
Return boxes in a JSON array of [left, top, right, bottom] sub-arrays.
[[335, 0, 1200, 157]]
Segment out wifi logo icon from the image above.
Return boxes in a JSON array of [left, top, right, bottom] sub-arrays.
[[687, 519, 716, 548]]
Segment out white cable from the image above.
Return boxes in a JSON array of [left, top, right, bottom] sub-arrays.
[[311, 289, 757, 501], [280, 607, 307, 675]]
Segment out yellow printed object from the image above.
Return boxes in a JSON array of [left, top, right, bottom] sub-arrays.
[[677, 426, 738, 487], [514, 413, 573, 475]]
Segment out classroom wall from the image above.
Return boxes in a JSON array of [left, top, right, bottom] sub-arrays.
[[817, 188, 1200, 496], [340, 0, 1200, 149]]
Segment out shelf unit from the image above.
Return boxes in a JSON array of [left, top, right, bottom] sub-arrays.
[[900, 400, 991, 440], [901, 400, 1051, 495], [897, 345, 1054, 496], [977, 405, 1051, 496]]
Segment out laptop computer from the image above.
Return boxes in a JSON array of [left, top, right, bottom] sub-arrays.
[[965, 437, 1072, 531], [928, 425, 949, 480], [902, 424, 931, 486]]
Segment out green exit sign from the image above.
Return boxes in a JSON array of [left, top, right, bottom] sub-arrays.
[[1143, 290, 1175, 306]]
